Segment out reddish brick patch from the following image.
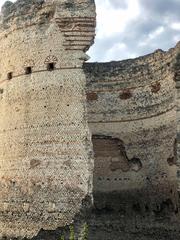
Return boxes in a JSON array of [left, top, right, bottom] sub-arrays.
[[151, 82, 161, 93], [87, 92, 98, 101], [119, 89, 132, 100]]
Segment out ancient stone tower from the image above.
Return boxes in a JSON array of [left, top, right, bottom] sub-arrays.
[[0, 0, 95, 238]]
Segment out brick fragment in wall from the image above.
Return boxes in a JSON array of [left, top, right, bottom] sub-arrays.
[[119, 89, 132, 100], [87, 92, 98, 101], [151, 81, 161, 93]]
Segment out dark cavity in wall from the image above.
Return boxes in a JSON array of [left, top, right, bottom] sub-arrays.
[[167, 156, 176, 166], [91, 135, 143, 211], [7, 72, 13, 80], [167, 139, 177, 166], [92, 135, 131, 173], [47, 62, 55, 71], [92, 135, 142, 174], [25, 67, 32, 75], [119, 89, 132, 100]]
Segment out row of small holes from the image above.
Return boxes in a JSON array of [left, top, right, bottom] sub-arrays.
[[7, 63, 55, 80], [97, 174, 168, 181]]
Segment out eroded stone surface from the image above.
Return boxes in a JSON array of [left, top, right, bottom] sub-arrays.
[[0, 0, 180, 239], [0, 0, 95, 238], [85, 43, 180, 217]]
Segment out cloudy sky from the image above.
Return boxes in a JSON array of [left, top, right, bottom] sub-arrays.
[[0, 0, 180, 62]]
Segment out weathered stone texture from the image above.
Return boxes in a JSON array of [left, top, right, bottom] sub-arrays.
[[85, 45, 179, 213], [0, 0, 95, 238], [175, 43, 180, 183], [0, 0, 180, 239]]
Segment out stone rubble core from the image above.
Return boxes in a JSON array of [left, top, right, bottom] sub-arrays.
[[0, 0, 179, 239]]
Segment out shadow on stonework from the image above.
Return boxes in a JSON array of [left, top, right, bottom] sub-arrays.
[[4, 189, 180, 239], [24, 193, 180, 240], [5, 133, 180, 240], [8, 195, 91, 240]]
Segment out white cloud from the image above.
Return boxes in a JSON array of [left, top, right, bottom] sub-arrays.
[[171, 22, 180, 31], [148, 26, 165, 39], [104, 42, 127, 61], [88, 0, 141, 61], [0, 0, 4, 7], [90, 0, 180, 61], [173, 35, 180, 43], [95, 0, 140, 38]]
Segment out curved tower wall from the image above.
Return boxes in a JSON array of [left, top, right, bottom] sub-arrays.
[[174, 43, 180, 186], [85, 48, 179, 214], [0, 0, 95, 238]]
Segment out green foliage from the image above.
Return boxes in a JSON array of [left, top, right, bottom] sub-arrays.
[[59, 223, 89, 240], [69, 225, 75, 240], [81, 223, 88, 240]]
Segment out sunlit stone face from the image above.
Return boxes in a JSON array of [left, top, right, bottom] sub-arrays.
[[0, 0, 96, 238]]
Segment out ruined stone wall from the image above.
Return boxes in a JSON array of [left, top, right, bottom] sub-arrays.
[[0, 0, 95, 238], [84, 46, 179, 214], [174, 43, 180, 186], [0, 0, 179, 239]]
